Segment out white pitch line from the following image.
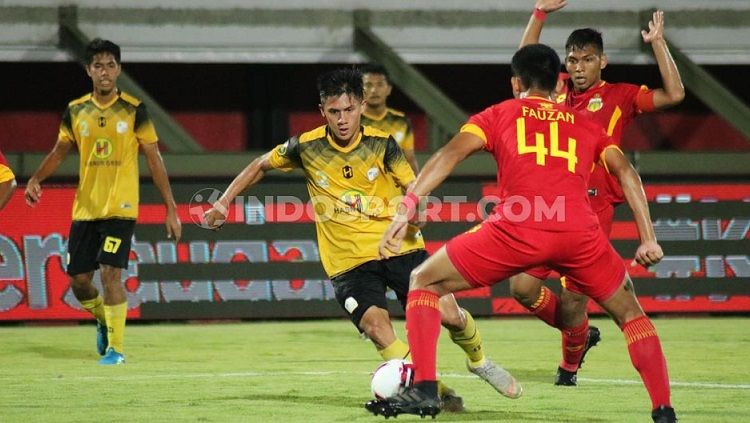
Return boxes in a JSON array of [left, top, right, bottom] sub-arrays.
[[5, 370, 746, 390]]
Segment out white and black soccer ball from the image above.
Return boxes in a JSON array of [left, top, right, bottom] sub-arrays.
[[370, 359, 415, 399]]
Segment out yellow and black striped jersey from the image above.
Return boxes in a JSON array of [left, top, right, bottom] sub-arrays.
[[268, 125, 424, 277], [361, 108, 414, 151], [58, 91, 158, 220]]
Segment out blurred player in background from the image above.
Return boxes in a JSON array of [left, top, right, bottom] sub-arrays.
[[369, 43, 675, 423], [0, 149, 16, 211], [511, 1, 685, 386], [361, 64, 419, 173], [24, 38, 181, 365], [204, 68, 522, 412]]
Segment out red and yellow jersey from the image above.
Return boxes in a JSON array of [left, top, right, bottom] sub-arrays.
[[558, 77, 655, 145], [361, 108, 415, 151], [268, 125, 424, 277], [0, 149, 15, 183], [59, 91, 158, 220], [462, 96, 617, 232], [557, 77, 655, 211]]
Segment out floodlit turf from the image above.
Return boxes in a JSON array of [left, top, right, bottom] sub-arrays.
[[1, 317, 748, 422]]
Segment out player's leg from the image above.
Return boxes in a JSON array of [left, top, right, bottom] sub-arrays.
[[96, 219, 135, 365], [597, 276, 675, 422], [555, 286, 600, 386], [383, 250, 464, 411], [332, 261, 405, 355], [510, 270, 559, 327], [66, 221, 108, 356]]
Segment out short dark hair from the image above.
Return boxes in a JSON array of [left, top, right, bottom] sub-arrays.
[[565, 28, 604, 54], [360, 63, 390, 84], [85, 38, 121, 65], [317, 68, 364, 103], [511, 44, 561, 93]]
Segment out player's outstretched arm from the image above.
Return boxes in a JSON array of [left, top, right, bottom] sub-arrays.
[[379, 132, 484, 258], [142, 142, 182, 242], [203, 152, 274, 230], [519, 0, 568, 48], [24, 139, 72, 207], [603, 147, 663, 268], [642, 10, 685, 109]]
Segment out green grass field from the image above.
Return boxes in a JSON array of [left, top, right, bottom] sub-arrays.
[[1, 317, 748, 422]]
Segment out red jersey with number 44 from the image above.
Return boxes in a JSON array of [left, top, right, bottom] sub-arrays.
[[461, 96, 618, 232], [557, 78, 655, 212]]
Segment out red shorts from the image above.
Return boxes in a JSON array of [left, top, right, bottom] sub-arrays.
[[446, 220, 625, 303], [525, 202, 615, 281]]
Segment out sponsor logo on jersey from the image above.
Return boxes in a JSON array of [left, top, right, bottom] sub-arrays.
[[367, 167, 380, 181], [315, 170, 330, 188], [93, 138, 113, 159], [337, 189, 368, 213]]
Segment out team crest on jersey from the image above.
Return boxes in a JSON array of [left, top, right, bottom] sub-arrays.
[[393, 131, 405, 143], [587, 94, 603, 112], [278, 141, 288, 156], [367, 167, 380, 181], [116, 121, 128, 134], [314, 170, 329, 188], [93, 138, 113, 159]]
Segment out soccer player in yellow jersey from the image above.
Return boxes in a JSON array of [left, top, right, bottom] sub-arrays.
[[0, 149, 16, 211], [204, 68, 522, 411], [361, 64, 419, 173], [24, 38, 182, 365]]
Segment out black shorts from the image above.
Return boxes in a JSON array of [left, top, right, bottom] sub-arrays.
[[331, 250, 428, 330], [66, 219, 136, 276]]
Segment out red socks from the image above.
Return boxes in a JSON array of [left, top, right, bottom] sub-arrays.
[[528, 286, 561, 328], [622, 316, 672, 409], [405, 289, 442, 383], [560, 318, 589, 372]]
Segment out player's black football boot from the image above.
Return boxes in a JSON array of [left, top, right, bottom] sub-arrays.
[[366, 382, 442, 419], [555, 326, 601, 386], [651, 405, 677, 423]]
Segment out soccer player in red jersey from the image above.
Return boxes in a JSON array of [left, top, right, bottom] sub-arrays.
[[511, 1, 685, 387], [366, 44, 675, 423], [0, 149, 17, 211]]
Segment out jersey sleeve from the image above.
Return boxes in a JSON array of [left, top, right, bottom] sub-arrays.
[[134, 103, 159, 144], [594, 128, 621, 172], [58, 106, 75, 143], [267, 136, 302, 172], [384, 137, 416, 187], [635, 85, 656, 113], [0, 150, 14, 183], [462, 106, 494, 152]]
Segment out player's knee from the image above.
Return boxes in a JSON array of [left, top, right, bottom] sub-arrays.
[[509, 276, 541, 307], [408, 266, 430, 290]]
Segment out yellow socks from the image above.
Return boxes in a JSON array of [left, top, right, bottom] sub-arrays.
[[449, 309, 486, 367], [378, 339, 410, 361], [79, 295, 106, 324], [104, 302, 128, 353]]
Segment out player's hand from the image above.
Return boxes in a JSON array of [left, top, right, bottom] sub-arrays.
[[631, 240, 663, 268], [535, 0, 567, 13], [203, 204, 227, 231], [24, 178, 42, 207], [378, 214, 409, 259], [641, 10, 665, 44], [165, 209, 182, 242]]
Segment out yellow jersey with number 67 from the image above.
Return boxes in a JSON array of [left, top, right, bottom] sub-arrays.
[[58, 91, 158, 220]]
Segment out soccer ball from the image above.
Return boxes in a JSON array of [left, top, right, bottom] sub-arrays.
[[370, 359, 414, 399]]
